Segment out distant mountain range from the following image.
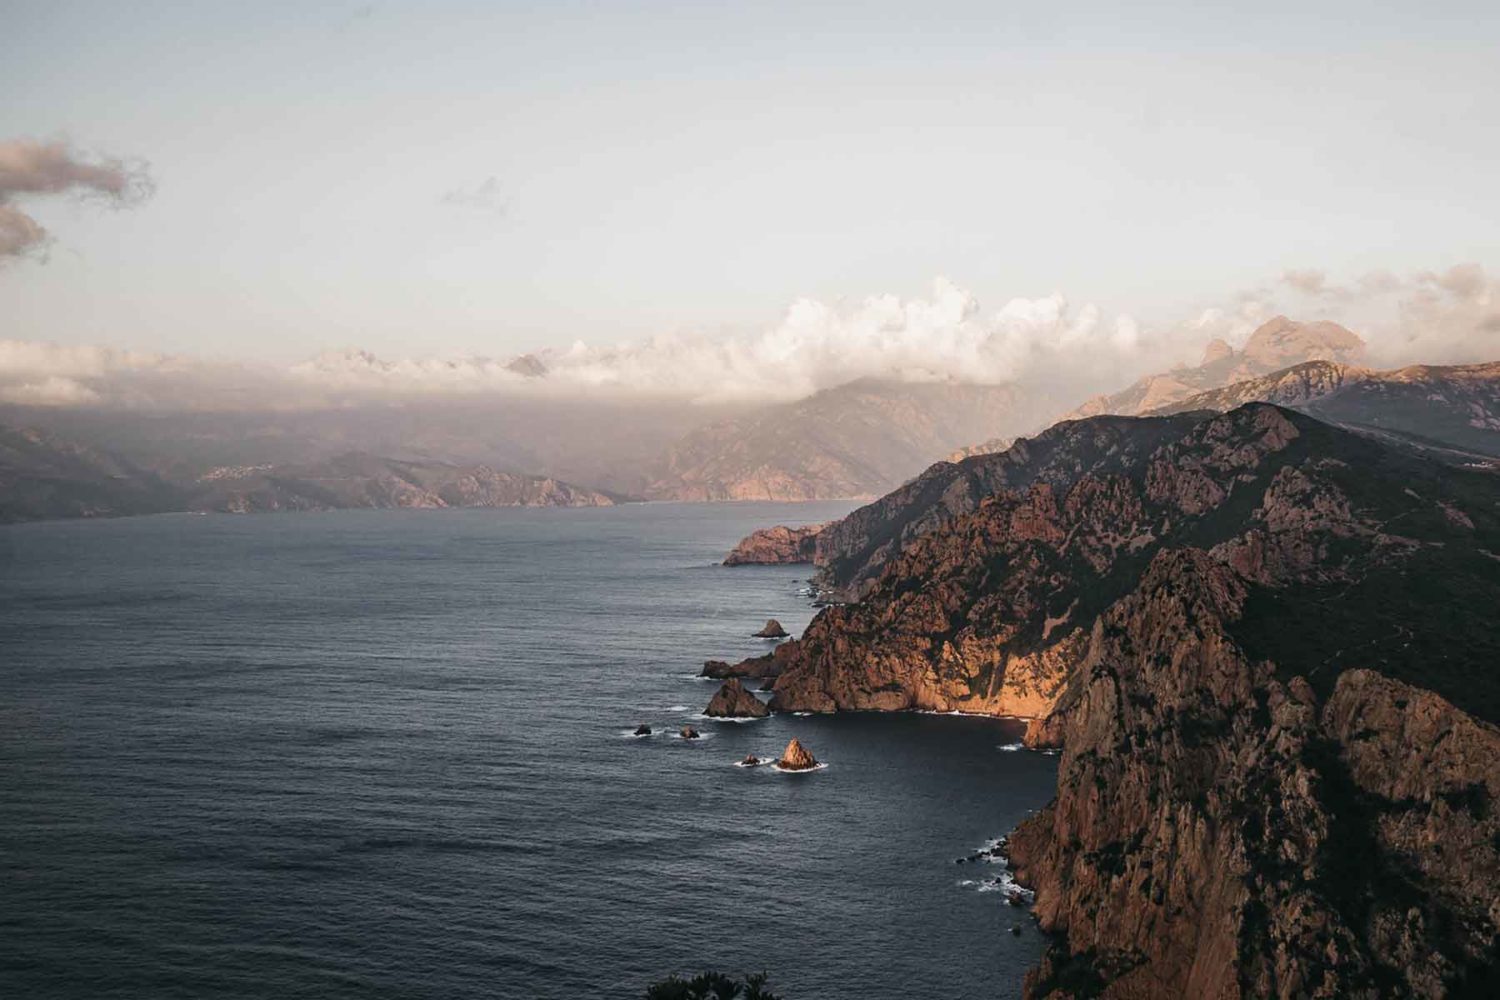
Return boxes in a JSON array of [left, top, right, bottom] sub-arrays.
[[4, 314, 1499, 524], [0, 427, 615, 523], [641, 379, 1032, 501]]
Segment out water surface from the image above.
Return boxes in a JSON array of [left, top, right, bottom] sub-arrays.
[[0, 503, 1057, 998]]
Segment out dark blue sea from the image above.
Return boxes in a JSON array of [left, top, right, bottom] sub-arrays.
[[0, 503, 1058, 999]]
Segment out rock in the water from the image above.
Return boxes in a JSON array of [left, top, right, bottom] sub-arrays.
[[680, 725, 700, 740], [753, 618, 789, 639], [776, 738, 818, 770], [705, 678, 769, 718], [740, 754, 762, 767], [723, 524, 825, 565], [633, 724, 652, 736]]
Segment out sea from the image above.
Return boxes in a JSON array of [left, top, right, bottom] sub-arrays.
[[0, 502, 1059, 999]]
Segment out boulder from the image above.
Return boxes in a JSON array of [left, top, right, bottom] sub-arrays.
[[753, 618, 789, 639], [705, 678, 770, 718], [740, 754, 762, 767], [680, 725, 700, 740], [633, 724, 652, 736], [776, 738, 819, 770]]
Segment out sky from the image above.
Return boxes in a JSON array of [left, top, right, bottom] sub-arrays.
[[2, 0, 1499, 375]]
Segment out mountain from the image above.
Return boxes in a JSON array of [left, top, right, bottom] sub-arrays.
[[811, 413, 1201, 601], [0, 424, 185, 522], [740, 404, 1499, 995], [0, 422, 618, 522], [811, 352, 1500, 602], [192, 453, 617, 513], [1065, 316, 1366, 421], [1151, 359, 1500, 460], [642, 379, 1034, 501]]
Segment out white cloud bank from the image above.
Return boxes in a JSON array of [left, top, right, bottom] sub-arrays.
[[2, 265, 1498, 410]]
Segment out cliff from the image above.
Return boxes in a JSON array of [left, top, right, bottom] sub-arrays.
[[723, 523, 825, 565], [751, 401, 1500, 996]]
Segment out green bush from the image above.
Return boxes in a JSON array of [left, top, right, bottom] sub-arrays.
[[643, 971, 780, 1000]]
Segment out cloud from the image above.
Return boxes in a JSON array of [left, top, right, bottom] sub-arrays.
[[440, 176, 506, 213], [4, 265, 1498, 412], [0, 376, 102, 406], [0, 138, 155, 261], [1282, 269, 1329, 296]]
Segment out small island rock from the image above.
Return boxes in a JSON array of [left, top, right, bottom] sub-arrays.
[[633, 724, 652, 736], [740, 754, 762, 767], [754, 618, 789, 639], [680, 725, 700, 740], [776, 738, 819, 770], [705, 678, 770, 718]]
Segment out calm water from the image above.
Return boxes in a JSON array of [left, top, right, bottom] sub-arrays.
[[0, 503, 1058, 999]]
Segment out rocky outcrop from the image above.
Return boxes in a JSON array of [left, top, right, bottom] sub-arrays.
[[679, 726, 700, 740], [723, 524, 825, 565], [776, 739, 819, 770], [753, 619, 789, 639], [1007, 550, 1500, 998], [700, 646, 792, 680], [812, 413, 1202, 601], [704, 679, 769, 718]]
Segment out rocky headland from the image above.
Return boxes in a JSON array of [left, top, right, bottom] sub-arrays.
[[708, 401, 1500, 995], [723, 523, 825, 565]]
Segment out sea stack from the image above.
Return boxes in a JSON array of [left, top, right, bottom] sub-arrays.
[[740, 754, 762, 767], [754, 618, 789, 638], [776, 738, 818, 770], [704, 678, 770, 718]]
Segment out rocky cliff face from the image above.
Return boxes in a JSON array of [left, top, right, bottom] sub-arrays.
[[810, 413, 1202, 602], [753, 401, 1500, 996], [723, 523, 825, 565], [1007, 549, 1499, 997]]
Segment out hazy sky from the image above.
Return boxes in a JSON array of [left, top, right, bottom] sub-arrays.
[[3, 1, 1498, 363]]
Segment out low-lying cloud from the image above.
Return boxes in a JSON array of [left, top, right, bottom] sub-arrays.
[[2, 265, 1497, 411], [0, 138, 155, 261]]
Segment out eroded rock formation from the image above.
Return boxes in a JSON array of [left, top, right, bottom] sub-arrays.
[[704, 678, 769, 718], [776, 739, 819, 770], [723, 524, 825, 565]]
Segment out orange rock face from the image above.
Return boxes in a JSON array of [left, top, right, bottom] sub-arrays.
[[723, 524, 825, 565], [776, 739, 818, 770]]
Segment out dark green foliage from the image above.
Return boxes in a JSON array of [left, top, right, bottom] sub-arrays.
[[643, 971, 779, 1000]]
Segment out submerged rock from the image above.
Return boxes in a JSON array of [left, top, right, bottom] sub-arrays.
[[680, 725, 700, 740], [753, 618, 789, 639], [705, 678, 770, 718], [776, 738, 818, 770], [633, 724, 652, 736]]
